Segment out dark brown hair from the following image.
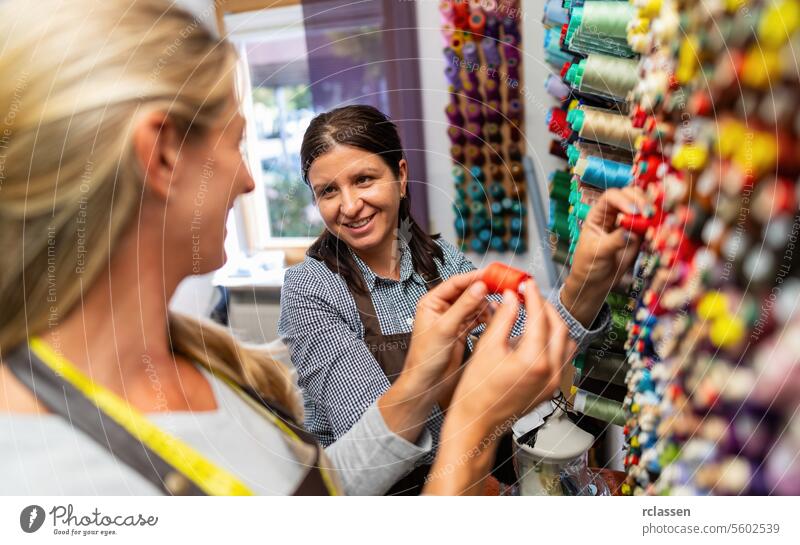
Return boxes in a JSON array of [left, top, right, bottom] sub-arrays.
[[300, 105, 443, 294]]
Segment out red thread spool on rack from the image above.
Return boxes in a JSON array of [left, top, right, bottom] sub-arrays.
[[482, 262, 531, 299]]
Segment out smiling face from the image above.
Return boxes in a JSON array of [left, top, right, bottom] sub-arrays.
[[308, 144, 407, 255]]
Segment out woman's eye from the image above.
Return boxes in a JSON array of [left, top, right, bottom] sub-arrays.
[[320, 186, 336, 197], [357, 176, 372, 184]]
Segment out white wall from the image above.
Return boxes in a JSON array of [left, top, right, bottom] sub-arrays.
[[415, 2, 562, 289]]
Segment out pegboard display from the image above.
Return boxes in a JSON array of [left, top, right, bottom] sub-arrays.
[[542, 0, 800, 496], [441, 0, 528, 254]]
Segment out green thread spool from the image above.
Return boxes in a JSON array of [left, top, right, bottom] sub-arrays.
[[573, 388, 626, 426], [565, 2, 636, 58], [550, 180, 570, 201], [580, 349, 629, 385], [575, 201, 591, 221], [470, 201, 487, 217], [549, 212, 570, 239], [451, 166, 466, 184], [565, 54, 639, 100], [606, 292, 635, 312]]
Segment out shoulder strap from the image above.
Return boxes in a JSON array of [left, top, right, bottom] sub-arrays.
[[3, 343, 207, 496]]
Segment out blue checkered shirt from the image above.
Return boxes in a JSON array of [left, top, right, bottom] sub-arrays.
[[278, 238, 609, 462]]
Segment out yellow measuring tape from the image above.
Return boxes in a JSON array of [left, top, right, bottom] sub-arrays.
[[29, 337, 338, 496]]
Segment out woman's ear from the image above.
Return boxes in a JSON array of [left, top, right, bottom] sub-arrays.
[[132, 111, 181, 201], [398, 158, 408, 198]]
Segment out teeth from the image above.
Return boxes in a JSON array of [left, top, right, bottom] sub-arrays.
[[347, 216, 372, 228]]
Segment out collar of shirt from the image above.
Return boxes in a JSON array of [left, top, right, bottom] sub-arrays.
[[348, 237, 425, 291]]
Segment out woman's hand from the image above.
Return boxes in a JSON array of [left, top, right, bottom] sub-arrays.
[[562, 186, 647, 327], [401, 270, 491, 403], [424, 278, 576, 495], [378, 271, 491, 442]]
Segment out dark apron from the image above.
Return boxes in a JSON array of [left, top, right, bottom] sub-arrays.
[[345, 272, 518, 495], [346, 275, 440, 495]]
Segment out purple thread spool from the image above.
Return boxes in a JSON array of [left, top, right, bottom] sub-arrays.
[[463, 79, 482, 101], [448, 87, 461, 106], [466, 70, 480, 89], [444, 46, 460, 66], [465, 101, 484, 124], [502, 37, 520, 63], [448, 125, 467, 145], [465, 122, 483, 144], [465, 144, 486, 166], [485, 15, 500, 40], [545, 74, 570, 101], [506, 58, 520, 81], [506, 82, 521, 101], [444, 64, 462, 90], [485, 99, 502, 123], [484, 78, 500, 101], [480, 37, 502, 68], [502, 16, 520, 41], [463, 41, 480, 67], [445, 103, 464, 125]]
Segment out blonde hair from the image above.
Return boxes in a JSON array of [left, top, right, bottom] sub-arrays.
[[0, 0, 301, 419]]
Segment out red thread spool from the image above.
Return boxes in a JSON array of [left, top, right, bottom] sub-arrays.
[[618, 214, 652, 236], [482, 262, 531, 299], [468, 10, 486, 37]]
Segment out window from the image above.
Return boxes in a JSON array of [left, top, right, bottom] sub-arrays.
[[218, 0, 428, 258]]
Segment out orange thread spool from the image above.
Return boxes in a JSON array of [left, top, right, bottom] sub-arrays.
[[482, 262, 531, 299]]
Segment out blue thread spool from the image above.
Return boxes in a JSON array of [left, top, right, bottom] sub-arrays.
[[454, 216, 469, 238], [469, 165, 485, 183], [490, 201, 504, 216], [477, 228, 492, 243], [508, 236, 525, 253], [501, 197, 514, 213], [510, 216, 524, 235], [470, 237, 488, 252], [580, 156, 632, 188], [490, 236, 506, 252]]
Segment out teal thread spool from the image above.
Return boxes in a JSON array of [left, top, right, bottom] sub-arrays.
[[572, 389, 626, 426], [469, 165, 485, 183], [470, 215, 488, 231], [491, 216, 506, 235], [468, 181, 484, 200], [454, 216, 469, 238], [510, 200, 525, 216], [477, 228, 492, 243], [489, 182, 506, 200], [452, 200, 470, 218], [501, 197, 514, 213], [490, 201, 504, 216], [451, 166, 466, 184], [470, 201, 487, 217], [575, 201, 591, 221], [455, 186, 467, 201], [470, 237, 488, 252]]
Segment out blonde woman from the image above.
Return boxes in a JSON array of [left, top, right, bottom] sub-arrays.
[[0, 0, 573, 495]]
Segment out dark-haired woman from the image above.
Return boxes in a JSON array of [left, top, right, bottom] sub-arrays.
[[278, 105, 646, 494]]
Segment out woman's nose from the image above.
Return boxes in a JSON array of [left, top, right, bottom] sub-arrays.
[[339, 187, 363, 217]]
